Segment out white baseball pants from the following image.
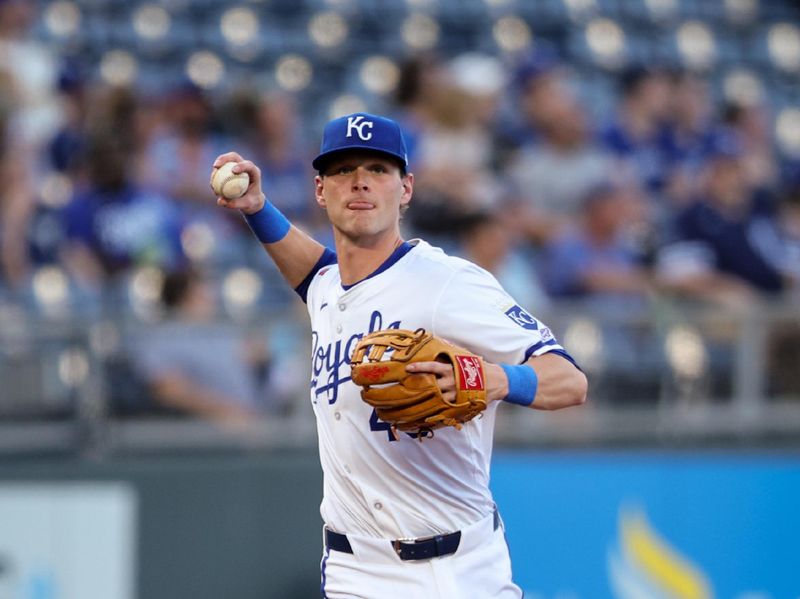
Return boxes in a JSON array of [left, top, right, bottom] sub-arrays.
[[319, 509, 523, 598]]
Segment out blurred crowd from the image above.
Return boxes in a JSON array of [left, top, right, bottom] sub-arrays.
[[1, 0, 800, 422]]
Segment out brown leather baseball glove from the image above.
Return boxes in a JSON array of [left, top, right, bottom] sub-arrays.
[[350, 328, 488, 438]]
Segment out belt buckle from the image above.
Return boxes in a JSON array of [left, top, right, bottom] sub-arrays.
[[392, 536, 415, 556]]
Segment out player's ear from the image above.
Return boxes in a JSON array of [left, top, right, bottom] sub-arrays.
[[400, 172, 413, 207], [314, 175, 327, 208]]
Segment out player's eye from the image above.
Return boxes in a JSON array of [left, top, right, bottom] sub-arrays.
[[332, 165, 354, 175], [369, 164, 387, 173]]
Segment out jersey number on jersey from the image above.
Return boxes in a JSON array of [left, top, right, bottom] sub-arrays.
[[369, 409, 429, 442]]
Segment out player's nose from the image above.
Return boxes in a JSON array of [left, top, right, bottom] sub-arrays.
[[351, 167, 369, 191]]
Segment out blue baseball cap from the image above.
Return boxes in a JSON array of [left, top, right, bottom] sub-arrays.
[[312, 112, 409, 171]]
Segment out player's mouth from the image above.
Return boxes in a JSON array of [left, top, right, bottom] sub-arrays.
[[346, 201, 375, 210]]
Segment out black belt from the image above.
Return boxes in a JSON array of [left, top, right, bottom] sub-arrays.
[[325, 509, 500, 562]]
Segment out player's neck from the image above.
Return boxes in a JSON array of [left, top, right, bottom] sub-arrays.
[[335, 232, 404, 286]]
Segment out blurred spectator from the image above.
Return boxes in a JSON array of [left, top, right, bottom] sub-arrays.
[[230, 89, 317, 228], [0, 0, 796, 419], [392, 53, 446, 168], [81, 85, 151, 177], [541, 183, 653, 308], [141, 82, 225, 205], [404, 53, 505, 243], [0, 67, 35, 288], [0, 152, 35, 288], [142, 82, 253, 267], [129, 268, 282, 425], [656, 132, 795, 307], [494, 48, 561, 157], [599, 66, 672, 196], [60, 90, 185, 285], [8, 87, 156, 286], [455, 210, 549, 312], [48, 63, 90, 177], [722, 100, 780, 191], [540, 183, 661, 398], [504, 61, 616, 244], [0, 0, 62, 152], [661, 71, 718, 206]]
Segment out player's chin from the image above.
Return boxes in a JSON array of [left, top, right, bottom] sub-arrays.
[[340, 220, 383, 240], [343, 210, 377, 226], [345, 207, 379, 227]]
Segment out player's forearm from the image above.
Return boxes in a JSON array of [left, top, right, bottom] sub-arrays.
[[493, 354, 587, 410], [211, 152, 327, 289], [259, 225, 328, 289], [239, 197, 328, 288], [524, 353, 587, 410]]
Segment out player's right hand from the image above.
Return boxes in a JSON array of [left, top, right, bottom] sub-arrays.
[[210, 152, 266, 215]]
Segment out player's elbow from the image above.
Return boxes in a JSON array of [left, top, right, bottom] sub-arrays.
[[566, 369, 588, 407]]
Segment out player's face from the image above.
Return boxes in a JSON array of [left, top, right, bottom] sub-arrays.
[[315, 152, 413, 243]]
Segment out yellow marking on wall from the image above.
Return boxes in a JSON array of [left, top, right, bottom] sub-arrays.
[[620, 510, 712, 599]]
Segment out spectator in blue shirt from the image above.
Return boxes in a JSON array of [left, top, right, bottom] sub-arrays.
[[599, 66, 673, 196], [540, 182, 658, 378], [656, 131, 794, 305], [541, 182, 653, 308], [61, 132, 184, 283]]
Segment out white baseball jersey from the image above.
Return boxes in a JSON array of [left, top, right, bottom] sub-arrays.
[[304, 239, 568, 540]]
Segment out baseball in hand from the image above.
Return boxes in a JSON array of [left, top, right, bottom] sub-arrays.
[[211, 162, 250, 200]]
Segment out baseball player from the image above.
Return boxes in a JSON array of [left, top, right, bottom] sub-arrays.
[[212, 113, 587, 598]]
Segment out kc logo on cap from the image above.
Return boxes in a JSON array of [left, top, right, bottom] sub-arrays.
[[346, 115, 374, 141], [312, 112, 409, 171]]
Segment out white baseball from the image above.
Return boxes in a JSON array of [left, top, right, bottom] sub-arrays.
[[212, 162, 250, 200]]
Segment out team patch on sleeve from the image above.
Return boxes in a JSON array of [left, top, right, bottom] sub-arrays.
[[504, 304, 556, 346], [504, 305, 541, 330]]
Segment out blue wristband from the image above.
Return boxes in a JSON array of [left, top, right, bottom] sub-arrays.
[[500, 364, 538, 407], [243, 201, 291, 244]]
